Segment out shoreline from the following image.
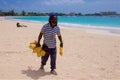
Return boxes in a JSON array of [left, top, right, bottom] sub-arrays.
[[4, 16, 120, 30], [4, 17, 120, 37]]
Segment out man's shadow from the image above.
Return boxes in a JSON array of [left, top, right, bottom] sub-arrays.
[[21, 66, 51, 80]]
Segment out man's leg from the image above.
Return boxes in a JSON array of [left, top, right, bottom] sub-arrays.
[[50, 48, 56, 70], [50, 48, 57, 75], [40, 50, 49, 69]]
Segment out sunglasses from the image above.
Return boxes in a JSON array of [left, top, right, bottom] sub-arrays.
[[50, 20, 57, 25]]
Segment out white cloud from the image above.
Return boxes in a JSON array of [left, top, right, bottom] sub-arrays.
[[43, 0, 85, 5]]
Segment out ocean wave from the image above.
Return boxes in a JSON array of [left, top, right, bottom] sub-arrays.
[[59, 22, 120, 30]]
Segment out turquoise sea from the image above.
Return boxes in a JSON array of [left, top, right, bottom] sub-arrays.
[[12, 16, 120, 30]]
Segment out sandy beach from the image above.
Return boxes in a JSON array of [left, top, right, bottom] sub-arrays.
[[0, 18, 120, 80]]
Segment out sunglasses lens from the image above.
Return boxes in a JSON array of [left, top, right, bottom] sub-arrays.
[[52, 21, 56, 23], [51, 21, 57, 25]]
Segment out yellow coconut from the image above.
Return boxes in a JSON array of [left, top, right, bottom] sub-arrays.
[[59, 47, 63, 56]]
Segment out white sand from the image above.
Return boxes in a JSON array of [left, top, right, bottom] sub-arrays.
[[0, 19, 120, 80]]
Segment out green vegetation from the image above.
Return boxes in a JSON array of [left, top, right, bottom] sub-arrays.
[[0, 10, 119, 16]]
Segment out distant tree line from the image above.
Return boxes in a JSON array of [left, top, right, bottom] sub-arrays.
[[0, 10, 82, 16], [0, 9, 119, 16]]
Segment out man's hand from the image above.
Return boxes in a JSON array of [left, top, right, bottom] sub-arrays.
[[36, 43, 41, 47], [60, 42, 63, 48]]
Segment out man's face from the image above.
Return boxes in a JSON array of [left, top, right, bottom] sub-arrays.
[[50, 16, 57, 27]]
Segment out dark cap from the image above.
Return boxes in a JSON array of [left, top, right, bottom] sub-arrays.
[[49, 14, 57, 21]]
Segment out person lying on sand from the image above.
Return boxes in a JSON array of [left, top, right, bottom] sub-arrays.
[[16, 22, 27, 27]]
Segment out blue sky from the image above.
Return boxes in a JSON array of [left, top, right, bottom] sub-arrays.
[[0, 0, 120, 14]]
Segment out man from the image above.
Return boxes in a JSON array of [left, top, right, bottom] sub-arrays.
[[37, 14, 63, 74]]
